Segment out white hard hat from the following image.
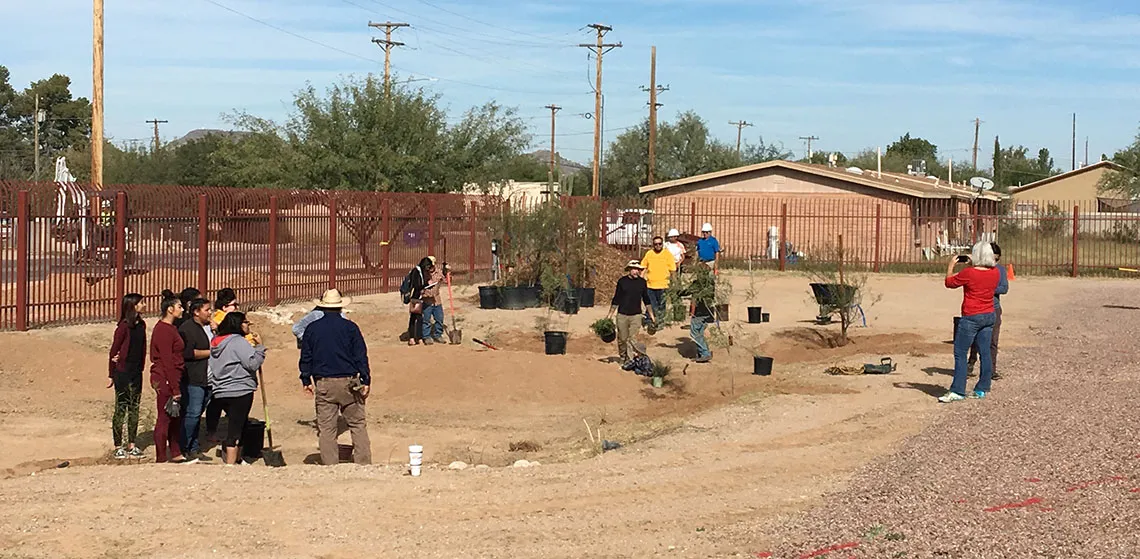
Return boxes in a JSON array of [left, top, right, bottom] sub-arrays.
[[701, 222, 713, 232], [666, 228, 680, 238]]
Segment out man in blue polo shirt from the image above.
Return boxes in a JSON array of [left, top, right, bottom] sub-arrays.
[[695, 222, 722, 269]]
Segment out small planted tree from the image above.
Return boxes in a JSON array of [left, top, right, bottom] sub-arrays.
[[800, 234, 876, 345]]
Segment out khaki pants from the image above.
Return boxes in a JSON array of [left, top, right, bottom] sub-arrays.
[[615, 313, 641, 362], [314, 377, 372, 465]]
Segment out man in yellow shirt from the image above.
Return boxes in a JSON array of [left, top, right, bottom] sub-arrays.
[[640, 235, 676, 328]]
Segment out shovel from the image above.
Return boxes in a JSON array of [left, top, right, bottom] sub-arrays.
[[257, 368, 287, 467]]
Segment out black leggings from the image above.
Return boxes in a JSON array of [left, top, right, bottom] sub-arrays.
[[408, 312, 423, 341], [212, 393, 254, 448]]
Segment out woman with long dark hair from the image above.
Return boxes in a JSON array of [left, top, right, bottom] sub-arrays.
[[151, 292, 187, 463], [405, 257, 433, 346], [108, 293, 147, 459], [209, 312, 265, 465]]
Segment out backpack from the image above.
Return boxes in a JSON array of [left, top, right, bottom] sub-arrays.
[[399, 267, 420, 304]]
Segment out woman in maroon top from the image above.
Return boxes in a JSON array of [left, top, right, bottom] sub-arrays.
[[941, 241, 1000, 403], [108, 293, 147, 459], [150, 294, 187, 463]]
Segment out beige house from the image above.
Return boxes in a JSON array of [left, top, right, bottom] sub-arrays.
[[1010, 161, 1126, 207], [638, 160, 1005, 264]]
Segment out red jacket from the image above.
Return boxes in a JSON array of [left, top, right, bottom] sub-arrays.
[[149, 321, 185, 396], [945, 266, 1000, 316]]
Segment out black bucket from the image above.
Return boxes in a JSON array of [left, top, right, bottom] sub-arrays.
[[577, 287, 596, 308], [753, 356, 774, 376], [953, 316, 961, 341], [562, 296, 580, 315], [761, 312, 770, 323], [525, 286, 543, 308], [544, 331, 568, 355], [600, 331, 616, 343], [478, 286, 500, 309], [747, 306, 763, 323], [240, 418, 265, 460], [499, 287, 527, 310]]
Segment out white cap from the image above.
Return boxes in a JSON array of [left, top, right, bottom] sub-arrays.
[[666, 228, 680, 238], [701, 222, 713, 232]]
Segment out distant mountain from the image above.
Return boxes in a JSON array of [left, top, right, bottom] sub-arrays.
[[528, 149, 588, 176], [169, 129, 251, 147]]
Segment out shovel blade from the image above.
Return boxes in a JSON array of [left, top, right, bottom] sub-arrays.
[[262, 449, 287, 467]]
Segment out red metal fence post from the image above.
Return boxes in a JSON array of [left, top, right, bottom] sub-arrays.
[[197, 194, 208, 294], [329, 197, 338, 290], [690, 202, 697, 236], [468, 203, 477, 282], [381, 197, 390, 292], [778, 203, 787, 272], [1071, 204, 1079, 278], [600, 201, 608, 244], [267, 195, 279, 306], [15, 191, 29, 331], [114, 191, 127, 310], [873, 204, 882, 273], [427, 198, 437, 257]]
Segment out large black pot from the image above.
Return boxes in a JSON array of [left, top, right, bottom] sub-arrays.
[[544, 331, 568, 355], [525, 286, 543, 308], [499, 286, 528, 310], [561, 296, 580, 315], [577, 287, 596, 308], [747, 306, 763, 324], [599, 331, 616, 343], [753, 356, 774, 376], [478, 286, 500, 309]]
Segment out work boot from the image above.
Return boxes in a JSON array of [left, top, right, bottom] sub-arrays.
[[423, 338, 434, 346], [433, 337, 445, 344]]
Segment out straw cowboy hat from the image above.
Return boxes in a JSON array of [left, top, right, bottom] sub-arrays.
[[625, 260, 646, 270], [631, 341, 647, 356], [313, 289, 352, 308]]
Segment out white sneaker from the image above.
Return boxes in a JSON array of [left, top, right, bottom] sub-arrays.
[[938, 391, 966, 403]]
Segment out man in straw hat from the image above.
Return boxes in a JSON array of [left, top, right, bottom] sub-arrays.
[[299, 289, 372, 465], [607, 261, 655, 364]]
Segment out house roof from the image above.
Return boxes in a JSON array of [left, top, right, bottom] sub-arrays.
[[1009, 160, 1125, 194], [638, 160, 1006, 201]]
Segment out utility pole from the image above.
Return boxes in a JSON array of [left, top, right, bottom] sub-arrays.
[[729, 120, 753, 158], [579, 23, 622, 198], [799, 135, 820, 161], [972, 117, 983, 169], [145, 118, 168, 153], [640, 46, 667, 185], [33, 95, 42, 182], [369, 21, 409, 99], [1085, 137, 1089, 168], [1071, 113, 1077, 171], [92, 0, 104, 190], [544, 104, 561, 188]]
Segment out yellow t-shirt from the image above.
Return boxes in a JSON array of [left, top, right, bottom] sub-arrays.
[[641, 248, 677, 290]]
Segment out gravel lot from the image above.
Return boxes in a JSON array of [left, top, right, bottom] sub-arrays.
[[753, 282, 1140, 558]]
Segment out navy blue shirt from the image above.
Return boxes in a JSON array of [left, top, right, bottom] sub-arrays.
[[299, 310, 371, 386]]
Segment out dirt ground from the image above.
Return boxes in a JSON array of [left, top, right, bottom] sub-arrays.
[[0, 272, 1095, 557]]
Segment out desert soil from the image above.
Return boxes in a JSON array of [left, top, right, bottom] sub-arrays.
[[0, 272, 1119, 558]]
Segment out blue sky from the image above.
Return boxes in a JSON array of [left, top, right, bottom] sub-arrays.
[[3, 0, 1139, 170]]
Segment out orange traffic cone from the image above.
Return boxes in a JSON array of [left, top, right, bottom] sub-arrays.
[[1006, 263, 1015, 281]]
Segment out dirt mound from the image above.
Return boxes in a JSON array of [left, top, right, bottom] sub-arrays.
[[765, 327, 948, 364]]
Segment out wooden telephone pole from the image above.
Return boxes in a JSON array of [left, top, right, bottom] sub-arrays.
[[729, 120, 753, 157], [544, 104, 561, 188], [146, 118, 168, 152], [641, 46, 667, 185], [92, 0, 104, 190], [369, 21, 408, 98], [972, 117, 983, 169], [799, 135, 819, 161], [579, 23, 621, 198]]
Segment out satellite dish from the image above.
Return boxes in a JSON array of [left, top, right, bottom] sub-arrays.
[[969, 177, 995, 191], [845, 167, 864, 175]]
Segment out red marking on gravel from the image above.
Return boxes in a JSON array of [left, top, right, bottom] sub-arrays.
[[954, 498, 968, 504], [1025, 478, 1042, 483], [755, 553, 773, 558], [983, 497, 1043, 512], [1039, 507, 1055, 512], [798, 542, 859, 559], [1065, 476, 1125, 492], [1130, 488, 1140, 493]]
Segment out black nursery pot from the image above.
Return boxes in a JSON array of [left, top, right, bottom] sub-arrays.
[[562, 296, 580, 315], [761, 312, 770, 323], [525, 286, 543, 308], [600, 331, 616, 343], [544, 331, 568, 355], [577, 288, 596, 308], [747, 306, 763, 324], [753, 356, 774, 376], [499, 287, 528, 310], [478, 286, 500, 309]]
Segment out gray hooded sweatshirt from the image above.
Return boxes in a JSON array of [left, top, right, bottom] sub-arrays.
[[208, 334, 266, 399]]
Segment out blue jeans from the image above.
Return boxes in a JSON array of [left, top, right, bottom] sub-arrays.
[[422, 304, 444, 339], [646, 289, 665, 323], [690, 317, 712, 358], [180, 384, 209, 455], [951, 313, 995, 396]]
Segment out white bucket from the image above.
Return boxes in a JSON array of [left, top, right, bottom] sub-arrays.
[[409, 454, 423, 466], [408, 445, 423, 454], [410, 465, 421, 477]]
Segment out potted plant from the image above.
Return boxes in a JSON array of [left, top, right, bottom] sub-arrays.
[[538, 309, 570, 355], [650, 361, 672, 388], [744, 261, 763, 323], [590, 317, 616, 343]]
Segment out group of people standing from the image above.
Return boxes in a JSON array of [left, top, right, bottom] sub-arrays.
[[401, 256, 449, 346], [607, 223, 724, 370], [108, 287, 265, 465]]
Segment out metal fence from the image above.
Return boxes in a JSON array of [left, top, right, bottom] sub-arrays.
[[2, 179, 1138, 330]]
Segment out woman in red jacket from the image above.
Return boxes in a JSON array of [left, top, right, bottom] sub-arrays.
[[941, 241, 1000, 403], [151, 293, 187, 463], [108, 293, 147, 459]]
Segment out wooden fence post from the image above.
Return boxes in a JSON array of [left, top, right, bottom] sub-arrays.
[[267, 195, 278, 305], [381, 197, 391, 292], [15, 190, 29, 331], [1071, 204, 1079, 278], [873, 204, 882, 273], [114, 191, 126, 310], [197, 194, 208, 294], [329, 197, 338, 289], [778, 203, 787, 272]]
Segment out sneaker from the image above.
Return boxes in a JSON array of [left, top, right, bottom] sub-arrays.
[[180, 456, 201, 465], [423, 338, 434, 346], [432, 337, 445, 344], [937, 391, 967, 403], [127, 447, 145, 458], [992, 372, 1003, 381], [694, 355, 711, 363], [969, 390, 987, 399], [195, 453, 214, 463], [113, 448, 128, 460]]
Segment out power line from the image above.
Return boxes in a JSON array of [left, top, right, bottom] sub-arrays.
[[412, 0, 584, 43]]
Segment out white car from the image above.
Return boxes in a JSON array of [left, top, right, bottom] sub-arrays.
[[604, 209, 654, 247]]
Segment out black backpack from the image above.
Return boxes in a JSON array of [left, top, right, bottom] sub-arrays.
[[399, 268, 419, 304]]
